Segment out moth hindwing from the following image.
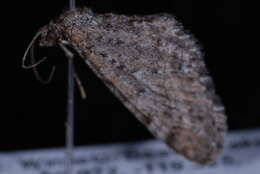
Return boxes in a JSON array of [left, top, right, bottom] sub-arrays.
[[37, 8, 227, 164]]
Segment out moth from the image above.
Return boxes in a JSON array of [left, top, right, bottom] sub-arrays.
[[23, 8, 227, 164]]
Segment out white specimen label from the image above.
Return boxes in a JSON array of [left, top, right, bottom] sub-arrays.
[[0, 129, 260, 174]]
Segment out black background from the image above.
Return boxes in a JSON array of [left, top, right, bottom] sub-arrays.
[[1, 0, 256, 151]]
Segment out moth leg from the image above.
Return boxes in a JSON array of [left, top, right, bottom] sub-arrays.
[[59, 43, 74, 59], [61, 40, 71, 45], [59, 42, 87, 99], [74, 71, 86, 99]]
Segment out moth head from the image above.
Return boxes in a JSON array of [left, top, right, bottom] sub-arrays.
[[21, 21, 61, 79], [38, 22, 62, 47]]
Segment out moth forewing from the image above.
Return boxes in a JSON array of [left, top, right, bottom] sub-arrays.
[[38, 8, 227, 164]]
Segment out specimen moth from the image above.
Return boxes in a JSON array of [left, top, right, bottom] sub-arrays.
[[24, 8, 227, 164]]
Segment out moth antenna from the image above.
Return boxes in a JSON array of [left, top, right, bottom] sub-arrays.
[[30, 42, 56, 84], [22, 31, 47, 69]]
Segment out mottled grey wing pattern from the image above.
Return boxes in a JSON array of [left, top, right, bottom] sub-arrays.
[[39, 8, 227, 164]]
